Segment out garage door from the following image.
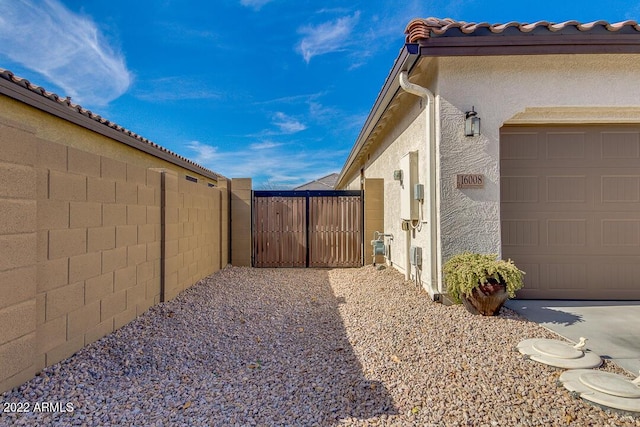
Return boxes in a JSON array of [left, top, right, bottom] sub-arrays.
[[500, 125, 640, 299]]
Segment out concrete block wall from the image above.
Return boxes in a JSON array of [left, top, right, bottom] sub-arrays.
[[0, 120, 38, 393], [35, 139, 163, 379], [230, 178, 252, 266], [0, 115, 232, 393], [163, 172, 223, 301]]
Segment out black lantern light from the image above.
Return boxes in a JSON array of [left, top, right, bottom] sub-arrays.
[[465, 106, 480, 137]]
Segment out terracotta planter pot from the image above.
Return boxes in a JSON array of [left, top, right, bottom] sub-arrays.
[[461, 279, 508, 316]]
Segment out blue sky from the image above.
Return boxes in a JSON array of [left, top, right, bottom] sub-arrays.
[[1, 0, 639, 188]]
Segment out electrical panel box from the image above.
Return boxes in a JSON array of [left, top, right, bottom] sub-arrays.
[[400, 151, 419, 220], [410, 246, 422, 266]]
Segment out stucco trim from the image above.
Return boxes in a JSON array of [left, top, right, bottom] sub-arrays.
[[504, 107, 640, 125]]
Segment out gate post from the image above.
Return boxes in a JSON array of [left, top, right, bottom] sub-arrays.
[[230, 178, 252, 266], [363, 178, 385, 265]]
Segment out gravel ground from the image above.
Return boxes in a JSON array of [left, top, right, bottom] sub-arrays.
[[1, 266, 639, 426]]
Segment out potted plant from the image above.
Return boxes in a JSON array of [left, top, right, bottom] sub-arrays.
[[443, 252, 525, 316]]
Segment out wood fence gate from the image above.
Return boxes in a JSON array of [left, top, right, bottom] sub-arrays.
[[253, 190, 363, 267]]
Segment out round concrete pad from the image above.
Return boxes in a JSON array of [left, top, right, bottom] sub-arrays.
[[517, 338, 602, 369], [560, 369, 640, 413], [531, 339, 583, 359], [579, 371, 640, 398]]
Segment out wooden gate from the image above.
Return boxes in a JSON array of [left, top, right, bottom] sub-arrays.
[[253, 190, 363, 267]]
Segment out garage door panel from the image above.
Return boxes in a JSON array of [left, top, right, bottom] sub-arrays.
[[502, 219, 539, 246], [514, 256, 640, 291], [602, 219, 640, 247], [501, 176, 539, 203], [546, 176, 587, 203], [601, 175, 640, 203], [598, 261, 640, 290], [547, 219, 586, 246], [543, 262, 588, 290], [501, 132, 539, 159], [501, 125, 640, 299], [546, 132, 586, 159], [601, 131, 640, 159], [517, 263, 540, 292]]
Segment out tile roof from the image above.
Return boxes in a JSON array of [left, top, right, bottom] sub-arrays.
[[405, 18, 640, 43], [294, 172, 339, 191], [0, 68, 221, 179]]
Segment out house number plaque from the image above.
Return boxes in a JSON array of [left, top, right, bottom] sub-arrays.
[[456, 174, 484, 189]]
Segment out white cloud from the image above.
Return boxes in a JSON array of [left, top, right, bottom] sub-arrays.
[[253, 91, 326, 106], [250, 141, 284, 150], [0, 0, 131, 106], [272, 112, 307, 134], [240, 0, 273, 11], [135, 76, 221, 102], [297, 12, 360, 63], [185, 141, 219, 164], [183, 140, 345, 189]]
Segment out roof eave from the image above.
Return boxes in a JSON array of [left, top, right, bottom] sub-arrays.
[[336, 28, 640, 189], [418, 34, 640, 56], [336, 43, 420, 189]]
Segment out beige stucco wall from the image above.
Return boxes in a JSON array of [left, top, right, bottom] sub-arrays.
[[346, 92, 431, 282], [0, 94, 230, 393], [344, 53, 640, 297], [436, 53, 640, 262]]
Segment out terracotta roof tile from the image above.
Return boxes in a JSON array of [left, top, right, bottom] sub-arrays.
[[0, 68, 221, 179], [405, 18, 640, 43]]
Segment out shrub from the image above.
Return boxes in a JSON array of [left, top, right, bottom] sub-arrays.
[[443, 252, 525, 303]]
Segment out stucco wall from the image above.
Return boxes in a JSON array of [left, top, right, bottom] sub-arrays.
[[343, 52, 640, 296], [436, 53, 640, 262], [347, 95, 429, 278], [0, 95, 231, 393]]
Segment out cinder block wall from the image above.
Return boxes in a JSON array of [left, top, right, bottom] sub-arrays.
[[230, 178, 252, 266], [0, 105, 232, 393], [35, 142, 164, 375], [0, 119, 38, 394], [162, 172, 223, 301]]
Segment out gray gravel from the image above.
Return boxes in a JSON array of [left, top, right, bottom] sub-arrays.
[[1, 266, 638, 426]]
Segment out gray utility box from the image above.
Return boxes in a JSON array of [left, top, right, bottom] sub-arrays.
[[410, 246, 422, 266], [400, 151, 419, 220]]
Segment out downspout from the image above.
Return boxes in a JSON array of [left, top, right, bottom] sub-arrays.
[[398, 71, 439, 299]]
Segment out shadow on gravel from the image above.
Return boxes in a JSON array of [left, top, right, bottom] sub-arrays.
[[194, 268, 399, 425], [0, 267, 397, 426]]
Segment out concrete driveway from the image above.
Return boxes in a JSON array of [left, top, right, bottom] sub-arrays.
[[505, 300, 640, 376]]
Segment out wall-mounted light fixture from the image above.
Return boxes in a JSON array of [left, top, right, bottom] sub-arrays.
[[464, 106, 481, 137]]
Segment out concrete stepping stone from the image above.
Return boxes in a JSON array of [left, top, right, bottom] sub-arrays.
[[517, 337, 602, 369], [559, 369, 640, 413]]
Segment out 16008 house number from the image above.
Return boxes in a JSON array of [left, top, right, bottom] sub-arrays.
[[2, 401, 74, 413]]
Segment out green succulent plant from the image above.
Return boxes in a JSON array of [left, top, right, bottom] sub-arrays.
[[443, 252, 525, 303]]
